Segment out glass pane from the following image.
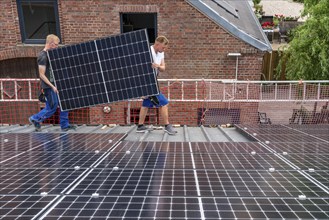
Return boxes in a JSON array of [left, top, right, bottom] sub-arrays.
[[21, 2, 56, 39]]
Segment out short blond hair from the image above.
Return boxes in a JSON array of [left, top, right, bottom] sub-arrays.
[[46, 34, 60, 44], [155, 36, 169, 45]]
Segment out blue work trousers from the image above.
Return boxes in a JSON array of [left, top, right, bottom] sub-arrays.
[[30, 88, 69, 129]]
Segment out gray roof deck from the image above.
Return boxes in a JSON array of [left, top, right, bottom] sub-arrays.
[[0, 124, 253, 142]]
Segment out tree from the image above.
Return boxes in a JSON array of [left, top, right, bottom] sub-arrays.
[[253, 0, 261, 5], [277, 0, 329, 80]]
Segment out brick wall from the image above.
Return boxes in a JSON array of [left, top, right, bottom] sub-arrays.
[[0, 0, 19, 50], [0, 0, 264, 80]]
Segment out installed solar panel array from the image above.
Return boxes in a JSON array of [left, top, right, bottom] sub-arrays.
[[1, 125, 329, 219], [48, 29, 158, 111]]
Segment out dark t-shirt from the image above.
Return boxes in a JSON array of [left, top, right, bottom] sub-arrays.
[[37, 50, 54, 89]]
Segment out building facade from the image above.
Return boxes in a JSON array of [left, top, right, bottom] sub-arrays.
[[0, 0, 271, 125]]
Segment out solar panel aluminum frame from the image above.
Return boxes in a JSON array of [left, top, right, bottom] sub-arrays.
[[47, 29, 159, 111]]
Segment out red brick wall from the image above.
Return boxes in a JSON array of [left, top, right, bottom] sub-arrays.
[[0, 0, 20, 50]]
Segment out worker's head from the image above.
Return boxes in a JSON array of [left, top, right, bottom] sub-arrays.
[[45, 34, 60, 50], [154, 36, 169, 53]]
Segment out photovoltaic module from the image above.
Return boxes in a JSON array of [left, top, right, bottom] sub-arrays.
[[47, 29, 159, 110]]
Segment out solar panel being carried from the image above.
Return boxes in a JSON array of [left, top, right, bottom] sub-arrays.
[[47, 29, 159, 111]]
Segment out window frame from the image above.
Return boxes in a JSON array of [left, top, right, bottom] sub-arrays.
[[16, 0, 61, 44]]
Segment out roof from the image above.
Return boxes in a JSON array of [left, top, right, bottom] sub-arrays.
[[261, 0, 305, 21], [185, 0, 272, 52], [0, 124, 253, 142]]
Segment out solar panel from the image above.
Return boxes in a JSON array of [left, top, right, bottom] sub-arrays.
[[92, 147, 290, 170], [0, 133, 125, 151], [190, 142, 272, 154], [201, 198, 329, 219], [282, 154, 329, 170], [0, 195, 57, 219], [39, 196, 329, 219], [66, 169, 328, 197], [2, 133, 329, 219], [1, 133, 64, 144], [308, 171, 329, 189], [197, 170, 327, 197], [2, 151, 105, 168], [287, 124, 329, 141], [236, 124, 329, 143], [254, 134, 324, 143], [44, 196, 204, 219], [0, 168, 86, 194], [48, 29, 159, 111], [266, 142, 329, 154]]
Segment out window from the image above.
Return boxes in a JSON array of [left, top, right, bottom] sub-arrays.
[[120, 13, 157, 43], [17, 0, 61, 44]]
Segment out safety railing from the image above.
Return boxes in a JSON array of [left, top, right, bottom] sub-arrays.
[[1, 78, 329, 102], [157, 79, 329, 102], [0, 78, 40, 102]]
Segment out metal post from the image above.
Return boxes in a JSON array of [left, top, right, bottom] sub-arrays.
[[235, 56, 239, 81]]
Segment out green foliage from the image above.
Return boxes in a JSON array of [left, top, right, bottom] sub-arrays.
[[253, 0, 264, 19], [277, 0, 329, 80], [253, 0, 261, 5]]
